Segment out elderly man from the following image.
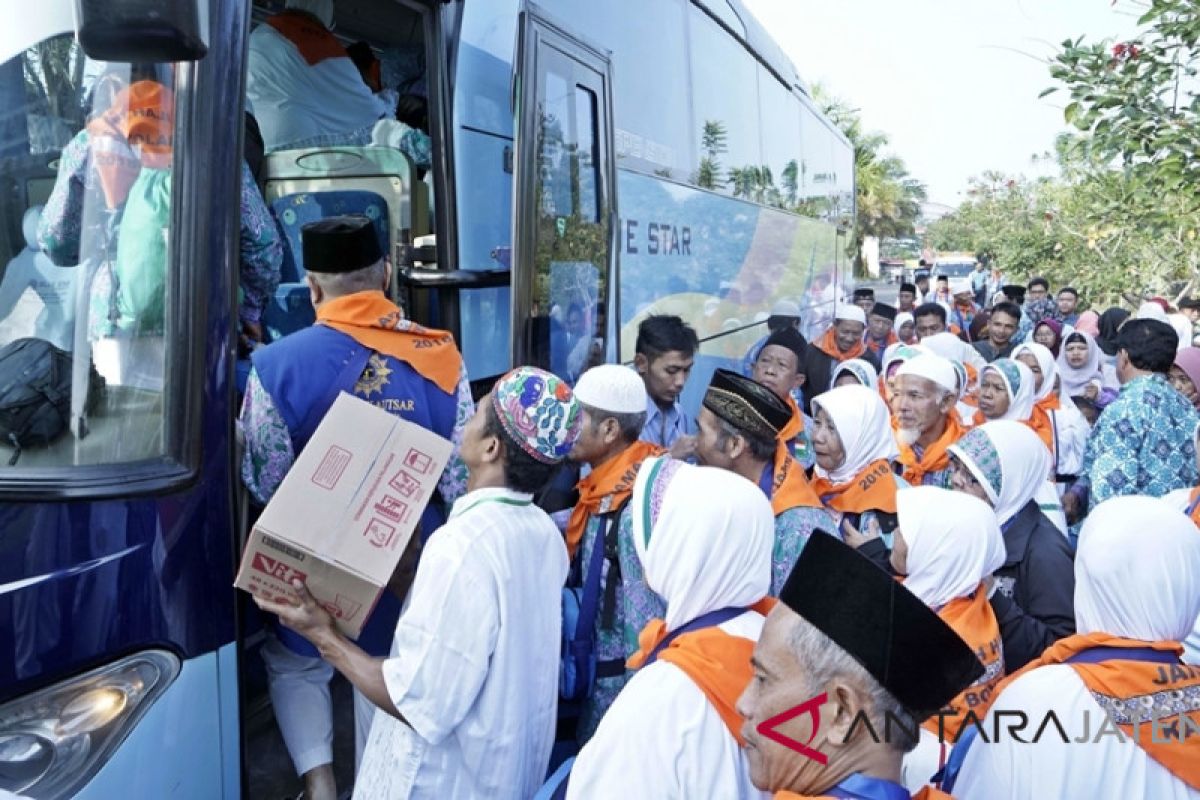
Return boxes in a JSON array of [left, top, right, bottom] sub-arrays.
[[258, 367, 582, 799], [697, 369, 834, 594], [949, 280, 979, 342], [737, 533, 983, 799], [562, 364, 665, 740], [804, 305, 868, 412], [950, 497, 1200, 799], [634, 314, 699, 458], [892, 354, 965, 488], [742, 300, 806, 408], [241, 215, 472, 800], [1064, 319, 1200, 522], [864, 302, 898, 368], [752, 326, 815, 469], [565, 456, 777, 798]]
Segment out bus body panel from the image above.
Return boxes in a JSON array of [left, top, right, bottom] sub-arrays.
[[74, 642, 238, 800]]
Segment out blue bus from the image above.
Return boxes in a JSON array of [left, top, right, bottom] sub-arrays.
[[0, 0, 853, 796]]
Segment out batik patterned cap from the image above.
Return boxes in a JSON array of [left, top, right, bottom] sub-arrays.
[[947, 427, 1002, 505], [491, 367, 582, 464]]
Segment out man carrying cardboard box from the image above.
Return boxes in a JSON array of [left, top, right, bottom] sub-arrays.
[[257, 366, 581, 799], [239, 214, 473, 800]]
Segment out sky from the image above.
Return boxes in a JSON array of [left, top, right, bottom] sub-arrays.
[[741, 0, 1144, 207]]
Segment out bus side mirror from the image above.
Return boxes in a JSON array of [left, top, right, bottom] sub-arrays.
[[75, 0, 208, 62]]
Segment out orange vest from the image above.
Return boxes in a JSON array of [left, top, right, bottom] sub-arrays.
[[565, 440, 663, 558], [811, 459, 900, 514], [266, 10, 348, 65], [814, 327, 866, 362]]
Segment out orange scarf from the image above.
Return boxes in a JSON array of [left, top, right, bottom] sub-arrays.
[[628, 597, 776, 743], [780, 395, 805, 442], [990, 632, 1200, 791], [565, 441, 663, 559], [1188, 486, 1200, 527], [922, 586, 1003, 741], [811, 459, 900, 514], [866, 330, 899, 355], [771, 442, 825, 515], [266, 10, 348, 65], [896, 414, 964, 486], [86, 81, 174, 208], [1026, 394, 1060, 455], [814, 327, 866, 362], [317, 292, 462, 395]]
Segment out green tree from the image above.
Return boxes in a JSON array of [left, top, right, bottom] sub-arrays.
[[696, 120, 727, 190]]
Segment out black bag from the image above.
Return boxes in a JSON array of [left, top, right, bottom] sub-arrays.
[[0, 338, 104, 464]]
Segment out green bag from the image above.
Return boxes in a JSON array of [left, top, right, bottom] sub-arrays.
[[113, 166, 171, 333]]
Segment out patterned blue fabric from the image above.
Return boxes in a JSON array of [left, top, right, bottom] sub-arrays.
[[770, 506, 837, 595], [1080, 374, 1199, 512]]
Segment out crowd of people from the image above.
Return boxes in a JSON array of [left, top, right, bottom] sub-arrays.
[[243, 221, 1200, 800]]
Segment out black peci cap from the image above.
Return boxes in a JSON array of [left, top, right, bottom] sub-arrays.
[[301, 215, 384, 274], [779, 533, 984, 719], [870, 302, 897, 321], [703, 368, 792, 441]]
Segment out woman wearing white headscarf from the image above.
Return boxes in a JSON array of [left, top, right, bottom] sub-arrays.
[[1056, 330, 1105, 400], [568, 457, 774, 799], [973, 359, 1035, 426], [946, 421, 1075, 671], [831, 358, 879, 390], [894, 311, 916, 344], [954, 496, 1200, 800], [1013, 341, 1089, 496], [890, 486, 1007, 792], [810, 385, 904, 556]]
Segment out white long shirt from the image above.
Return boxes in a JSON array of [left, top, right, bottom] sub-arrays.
[[567, 611, 769, 800], [352, 487, 568, 799], [955, 664, 1200, 800], [247, 21, 389, 151]]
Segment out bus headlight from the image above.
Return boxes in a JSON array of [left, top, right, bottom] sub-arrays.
[[0, 650, 179, 798]]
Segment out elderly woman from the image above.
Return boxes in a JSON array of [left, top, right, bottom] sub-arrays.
[[947, 421, 1075, 670], [831, 357, 879, 390], [567, 457, 776, 799], [891, 487, 1007, 792], [972, 358, 1035, 427], [810, 385, 903, 545], [1013, 341, 1089, 496], [953, 497, 1200, 799]]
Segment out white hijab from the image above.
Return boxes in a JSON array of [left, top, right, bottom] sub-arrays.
[[947, 420, 1051, 526], [1056, 331, 1103, 397], [897, 486, 1006, 610], [1076, 496, 1200, 642], [631, 456, 774, 631], [811, 385, 898, 484], [981, 359, 1035, 422], [1012, 342, 1057, 402], [831, 358, 880, 390]]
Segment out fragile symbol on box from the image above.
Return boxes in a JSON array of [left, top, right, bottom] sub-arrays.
[[312, 445, 352, 489], [252, 553, 308, 586], [403, 448, 433, 475], [374, 494, 409, 524], [387, 469, 422, 499], [365, 517, 398, 550]]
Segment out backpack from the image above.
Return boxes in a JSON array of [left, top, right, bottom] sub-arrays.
[[559, 498, 630, 702], [112, 166, 172, 333], [0, 338, 104, 464]]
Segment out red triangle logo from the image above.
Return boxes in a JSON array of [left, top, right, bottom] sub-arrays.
[[755, 691, 828, 765]]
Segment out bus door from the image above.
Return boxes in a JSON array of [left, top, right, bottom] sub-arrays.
[[511, 8, 617, 384]]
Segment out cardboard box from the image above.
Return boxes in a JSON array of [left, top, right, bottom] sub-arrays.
[[235, 391, 452, 638]]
